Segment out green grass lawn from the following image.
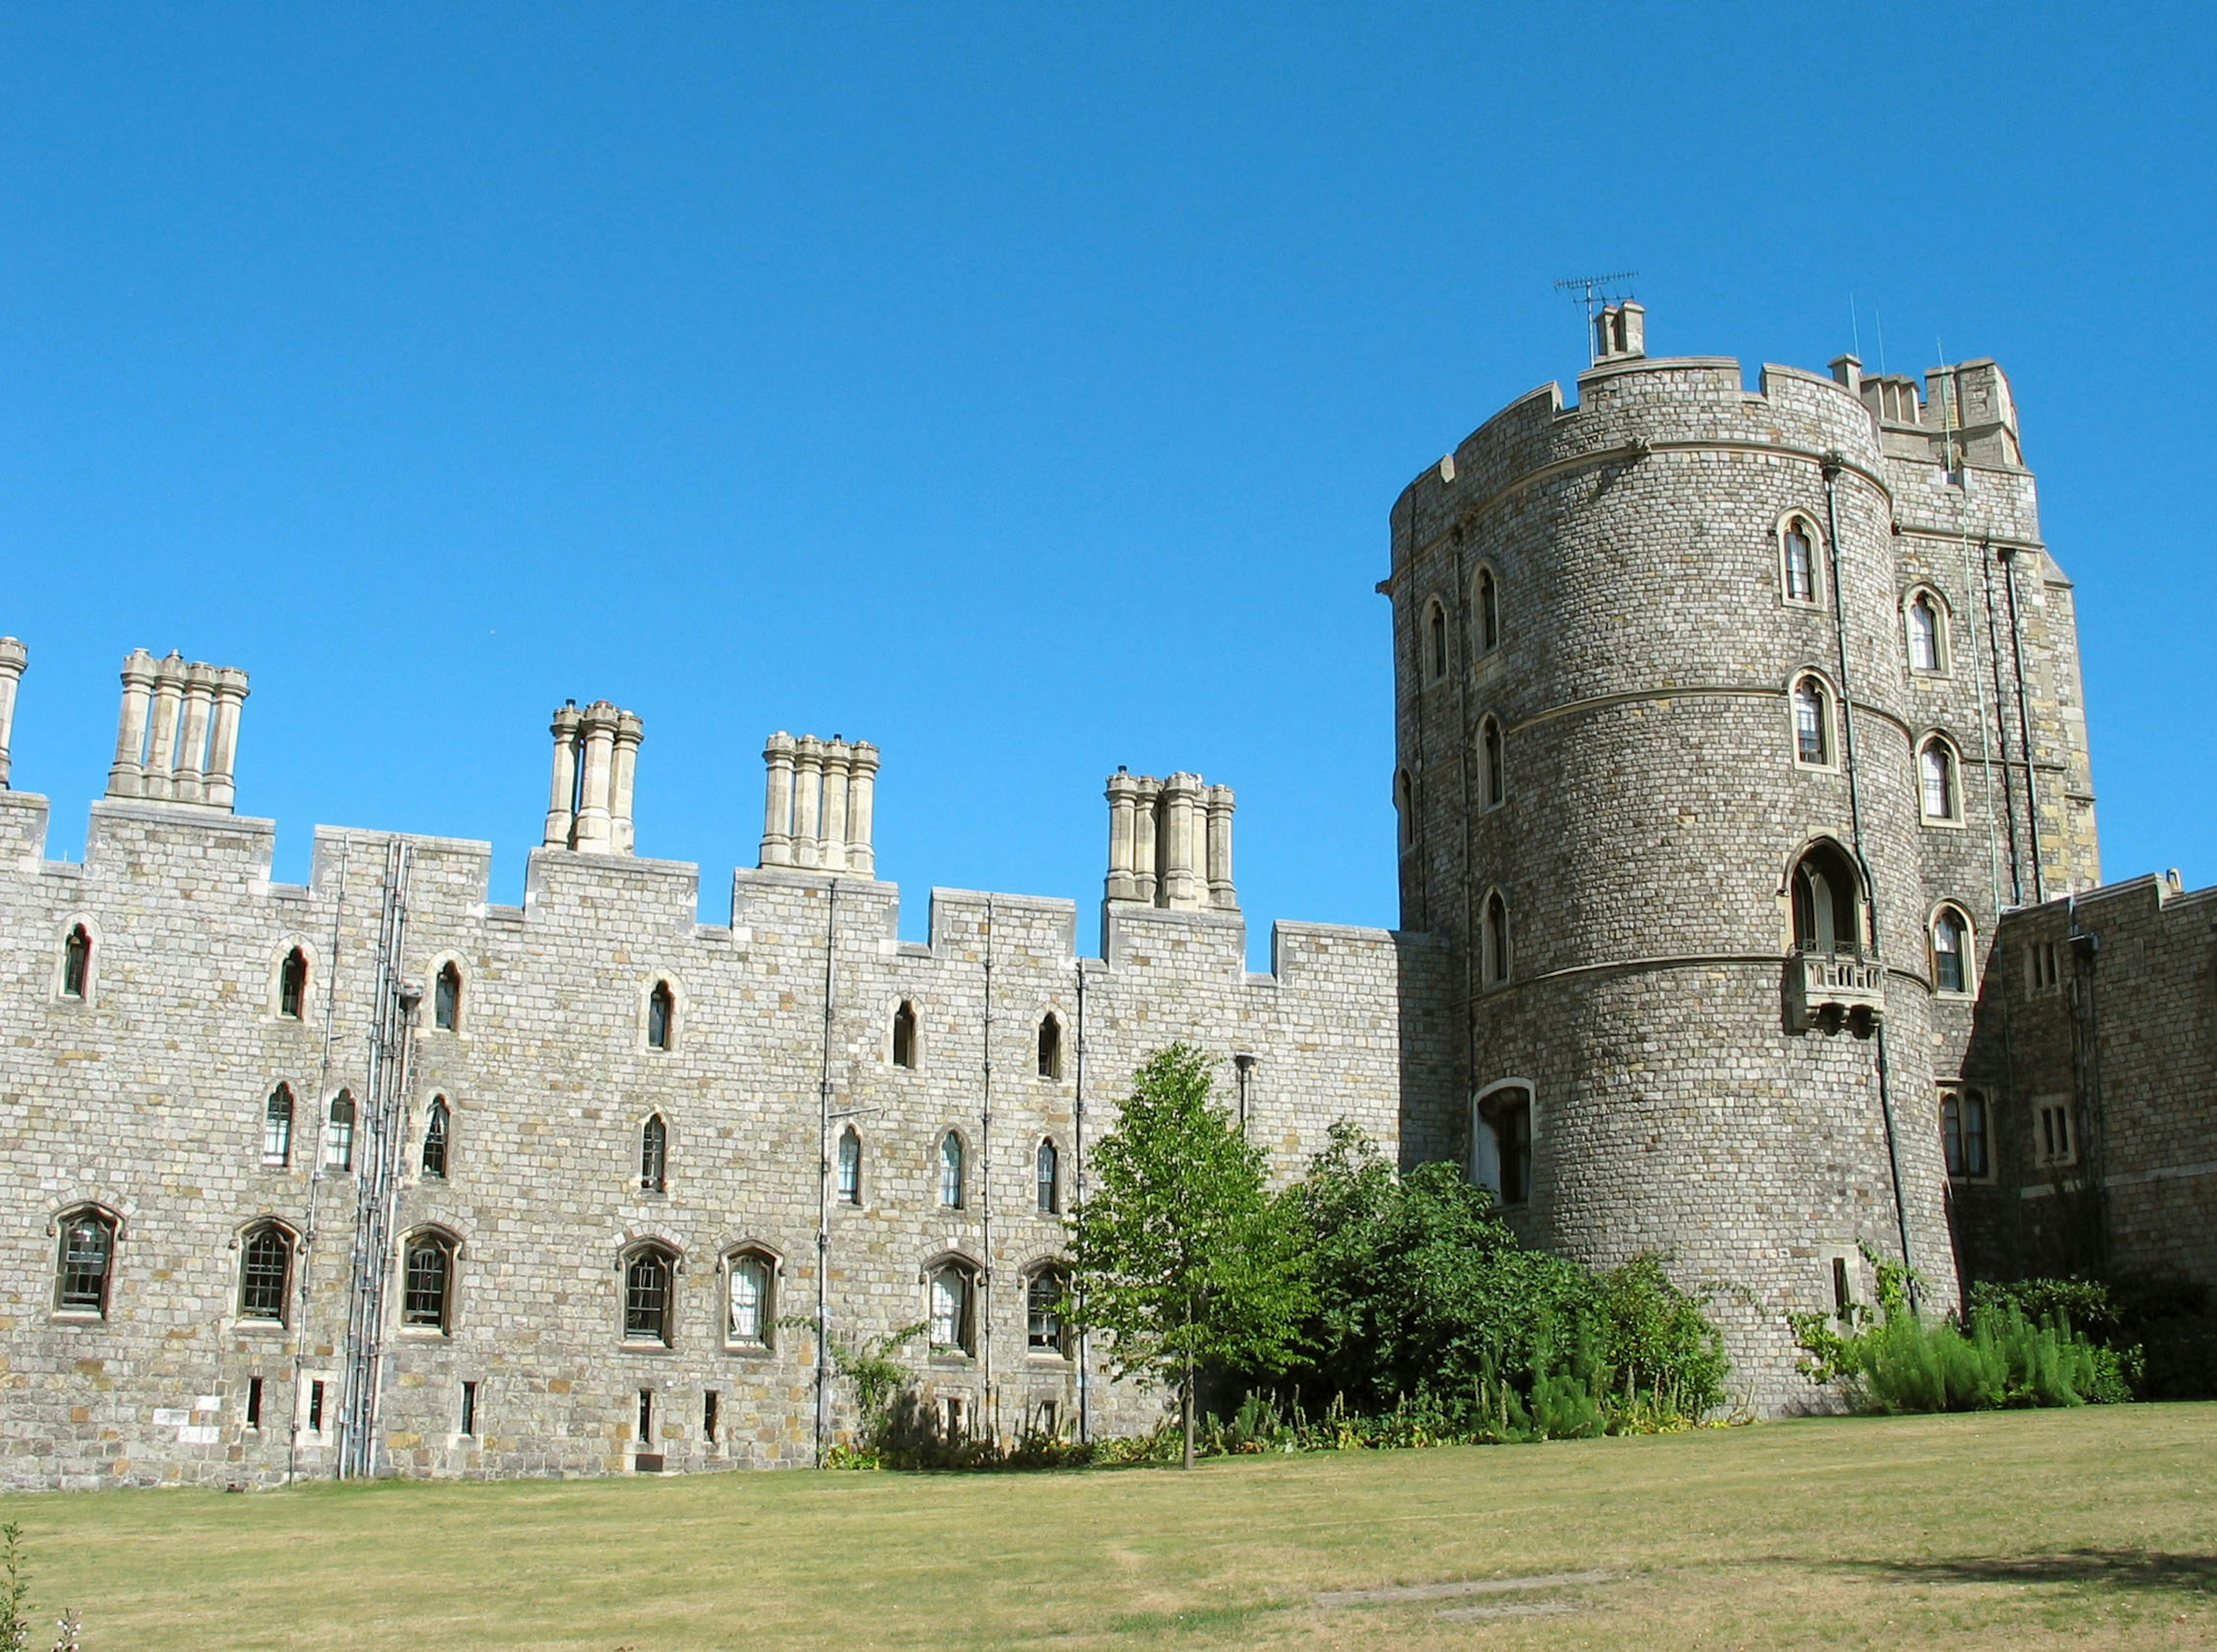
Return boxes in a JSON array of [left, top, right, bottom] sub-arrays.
[[4, 1405, 2214, 1649]]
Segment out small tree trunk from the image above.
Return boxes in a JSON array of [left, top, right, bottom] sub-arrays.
[[1182, 1354, 1196, 1470]]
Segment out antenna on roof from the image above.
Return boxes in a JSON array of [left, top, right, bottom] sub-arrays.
[[1553, 270, 1639, 328]]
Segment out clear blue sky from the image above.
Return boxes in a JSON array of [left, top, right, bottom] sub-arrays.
[[2, 5, 2209, 959]]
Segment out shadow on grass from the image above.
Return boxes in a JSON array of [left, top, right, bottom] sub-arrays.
[[1101, 1603, 1280, 1642], [1846, 1549, 2217, 1595]]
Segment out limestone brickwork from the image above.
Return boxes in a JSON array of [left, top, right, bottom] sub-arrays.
[[0, 666, 1455, 1488]]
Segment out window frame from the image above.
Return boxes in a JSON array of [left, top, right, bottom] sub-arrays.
[[1394, 769, 1415, 853], [54, 917, 99, 1006], [2033, 1097, 2077, 1168], [938, 1129, 967, 1210], [421, 1095, 451, 1180], [432, 959, 464, 1034], [400, 1228, 460, 1336], [51, 1204, 120, 1319], [1036, 1013, 1063, 1080], [1423, 596, 1450, 683], [1789, 672, 1837, 770], [1939, 1088, 1992, 1181], [1025, 1265, 1072, 1359], [277, 946, 309, 1021], [621, 1241, 680, 1348], [1929, 904, 1975, 997], [640, 1113, 669, 1195], [1904, 587, 1950, 676], [836, 1124, 864, 1206], [891, 1000, 920, 1070], [723, 1247, 778, 1352], [323, 1090, 357, 1174], [644, 978, 678, 1053], [1480, 889, 1511, 988], [236, 1220, 296, 1325], [261, 1083, 296, 1169], [1036, 1137, 1061, 1215], [1917, 733, 1965, 826], [1473, 564, 1501, 656], [1789, 838, 1866, 957], [927, 1258, 979, 1358], [1779, 513, 1824, 607], [1470, 1082, 1535, 1207], [1479, 715, 1505, 811]]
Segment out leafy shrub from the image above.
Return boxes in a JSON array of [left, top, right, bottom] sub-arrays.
[[1793, 1252, 2133, 1412]]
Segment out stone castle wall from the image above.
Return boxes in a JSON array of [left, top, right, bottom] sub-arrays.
[[0, 766, 1454, 1488]]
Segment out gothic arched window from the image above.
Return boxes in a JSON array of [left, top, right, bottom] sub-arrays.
[[1920, 736, 1960, 821], [1475, 566, 1500, 654], [421, 1096, 450, 1179], [1791, 841, 1864, 957], [262, 1084, 294, 1169], [238, 1224, 292, 1322], [939, 1131, 965, 1210], [640, 1114, 668, 1194], [278, 948, 308, 1020], [434, 961, 462, 1032], [1932, 905, 1973, 994], [1792, 675, 1832, 767]]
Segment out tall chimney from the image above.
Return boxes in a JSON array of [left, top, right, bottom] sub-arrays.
[[0, 637, 24, 789]]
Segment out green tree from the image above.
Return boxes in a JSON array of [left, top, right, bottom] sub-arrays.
[[1071, 1043, 1310, 1467]]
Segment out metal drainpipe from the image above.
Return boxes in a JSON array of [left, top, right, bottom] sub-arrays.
[[1447, 520, 1480, 1169], [1979, 546, 2025, 907], [2000, 548, 2047, 903], [813, 878, 838, 1466], [1821, 457, 1919, 1308], [2065, 900, 2110, 1271], [1072, 959, 1089, 1445]]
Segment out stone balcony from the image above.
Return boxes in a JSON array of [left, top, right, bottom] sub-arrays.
[[1784, 947, 1887, 1036]]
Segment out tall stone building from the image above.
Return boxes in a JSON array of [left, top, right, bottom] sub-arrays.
[[1383, 303, 2106, 1409], [0, 306, 2204, 1487]]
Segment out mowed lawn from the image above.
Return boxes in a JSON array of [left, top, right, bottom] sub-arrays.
[[4, 1406, 2214, 1650]]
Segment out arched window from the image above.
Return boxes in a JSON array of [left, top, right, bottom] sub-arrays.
[[61, 924, 91, 1001], [1941, 1090, 1990, 1179], [262, 1084, 294, 1169], [1482, 891, 1510, 986], [402, 1232, 455, 1332], [1782, 519, 1819, 603], [434, 961, 462, 1032], [891, 1001, 918, 1069], [837, 1127, 862, 1205], [939, 1131, 965, 1209], [1931, 906, 1973, 994], [1475, 566, 1500, 654], [1481, 717, 1505, 809], [1791, 841, 1864, 956], [929, 1262, 976, 1355], [727, 1252, 773, 1348], [1036, 1139, 1060, 1215], [1395, 769, 1414, 852], [624, 1245, 676, 1345], [324, 1092, 356, 1173], [1906, 591, 1944, 673], [238, 1224, 292, 1322], [1792, 675, 1831, 766], [1036, 1013, 1062, 1080], [278, 948, 308, 1020], [1919, 737, 1959, 821], [1425, 599, 1449, 681], [421, 1097, 450, 1179], [1027, 1268, 1070, 1356], [646, 981, 675, 1051], [640, 1114, 668, 1194], [1475, 1088, 1532, 1206], [54, 1207, 117, 1315]]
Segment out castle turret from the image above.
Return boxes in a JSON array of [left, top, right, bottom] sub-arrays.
[[1380, 308, 2097, 1408]]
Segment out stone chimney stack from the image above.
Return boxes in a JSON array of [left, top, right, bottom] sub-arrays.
[[1593, 301, 1645, 364], [1104, 768, 1237, 912], [542, 699, 644, 854], [757, 731, 880, 876], [104, 648, 250, 810], [0, 636, 24, 789]]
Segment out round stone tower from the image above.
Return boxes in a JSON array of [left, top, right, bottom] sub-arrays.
[[1387, 305, 1959, 1411]]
